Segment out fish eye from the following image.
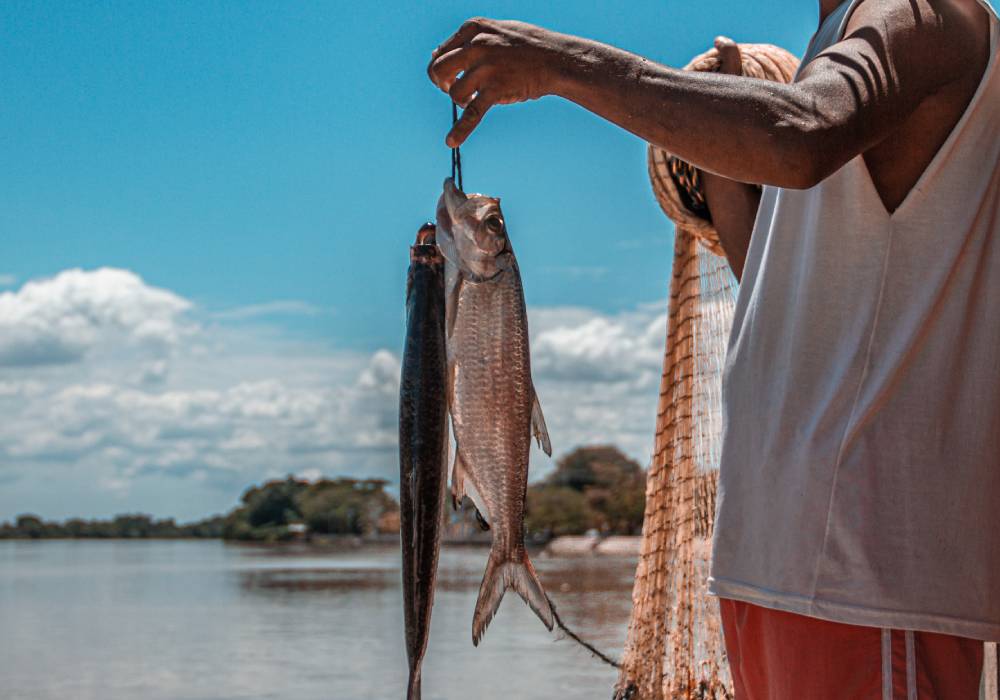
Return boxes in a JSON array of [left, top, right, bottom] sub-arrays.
[[484, 215, 504, 235]]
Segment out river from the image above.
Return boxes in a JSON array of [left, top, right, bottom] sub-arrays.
[[0, 540, 637, 700]]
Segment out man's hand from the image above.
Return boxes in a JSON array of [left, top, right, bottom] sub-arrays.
[[428, 19, 571, 147]]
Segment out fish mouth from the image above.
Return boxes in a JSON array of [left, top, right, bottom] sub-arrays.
[[410, 223, 442, 264], [415, 222, 436, 246], [442, 177, 467, 215]]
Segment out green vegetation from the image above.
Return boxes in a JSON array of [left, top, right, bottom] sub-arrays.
[[222, 476, 399, 543], [525, 445, 646, 538], [0, 445, 648, 542], [0, 513, 224, 539]]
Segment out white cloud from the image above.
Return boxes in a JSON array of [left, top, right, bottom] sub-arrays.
[[357, 349, 400, 393], [531, 304, 666, 384], [0, 266, 677, 520], [0, 269, 400, 518], [0, 268, 191, 366], [1, 358, 399, 481], [0, 274, 17, 286], [527, 303, 668, 469]]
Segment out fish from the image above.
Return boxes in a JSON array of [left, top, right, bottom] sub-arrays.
[[435, 178, 555, 646], [398, 222, 449, 700]]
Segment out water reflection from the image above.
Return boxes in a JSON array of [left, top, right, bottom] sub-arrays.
[[239, 567, 398, 594], [1, 540, 637, 700]]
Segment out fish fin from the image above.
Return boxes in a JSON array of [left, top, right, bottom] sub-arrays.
[[442, 432, 453, 512], [450, 449, 490, 527], [472, 550, 554, 646], [464, 482, 490, 530], [530, 388, 552, 457], [473, 509, 490, 532], [445, 363, 457, 431], [406, 669, 421, 700], [449, 448, 466, 510]]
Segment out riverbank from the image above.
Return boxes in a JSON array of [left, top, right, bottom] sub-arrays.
[[0, 532, 644, 555], [543, 535, 642, 557]]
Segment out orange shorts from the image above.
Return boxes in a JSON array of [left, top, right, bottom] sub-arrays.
[[719, 599, 984, 699]]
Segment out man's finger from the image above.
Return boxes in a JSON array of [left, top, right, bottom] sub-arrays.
[[428, 46, 484, 92], [431, 18, 486, 61], [449, 64, 493, 108], [446, 91, 495, 148]]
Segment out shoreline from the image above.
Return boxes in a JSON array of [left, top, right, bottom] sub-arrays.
[[0, 533, 643, 557]]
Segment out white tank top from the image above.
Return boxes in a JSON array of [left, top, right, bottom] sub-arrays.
[[710, 0, 1000, 640]]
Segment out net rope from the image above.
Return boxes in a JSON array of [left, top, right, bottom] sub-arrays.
[[613, 42, 799, 700]]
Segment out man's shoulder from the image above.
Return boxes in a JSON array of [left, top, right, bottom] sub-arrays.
[[847, 0, 989, 36], [844, 0, 991, 89], [795, 0, 993, 214]]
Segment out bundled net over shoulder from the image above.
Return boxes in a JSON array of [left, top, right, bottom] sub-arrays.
[[614, 42, 799, 700]]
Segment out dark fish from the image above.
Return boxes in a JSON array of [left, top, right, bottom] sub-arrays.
[[399, 223, 449, 700], [436, 178, 555, 646]]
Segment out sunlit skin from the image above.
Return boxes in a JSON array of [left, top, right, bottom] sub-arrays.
[[427, 0, 990, 278]]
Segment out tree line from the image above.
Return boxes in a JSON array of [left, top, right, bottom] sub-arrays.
[[0, 513, 225, 539], [0, 445, 648, 542], [221, 476, 399, 542]]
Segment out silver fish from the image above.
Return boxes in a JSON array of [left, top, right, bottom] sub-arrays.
[[435, 178, 554, 646]]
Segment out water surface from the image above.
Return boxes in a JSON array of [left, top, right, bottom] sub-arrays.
[[0, 540, 636, 699]]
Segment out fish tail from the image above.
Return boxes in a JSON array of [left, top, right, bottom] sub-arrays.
[[406, 668, 421, 700], [471, 549, 554, 646]]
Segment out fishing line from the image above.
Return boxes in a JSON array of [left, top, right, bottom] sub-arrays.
[[546, 593, 621, 670], [450, 102, 463, 191]]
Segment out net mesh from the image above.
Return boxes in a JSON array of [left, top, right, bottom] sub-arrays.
[[613, 42, 800, 700], [613, 228, 736, 700]]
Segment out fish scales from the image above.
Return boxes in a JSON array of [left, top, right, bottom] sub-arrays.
[[452, 271, 532, 553]]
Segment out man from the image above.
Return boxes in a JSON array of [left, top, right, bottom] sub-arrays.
[[429, 0, 999, 697]]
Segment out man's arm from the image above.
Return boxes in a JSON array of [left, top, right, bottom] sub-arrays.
[[696, 37, 762, 280], [703, 174, 760, 280], [428, 0, 980, 190]]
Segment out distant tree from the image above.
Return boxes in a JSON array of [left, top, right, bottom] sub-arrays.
[[243, 477, 308, 527], [0, 511, 228, 539], [221, 514, 255, 541], [525, 486, 595, 538], [377, 508, 400, 535], [298, 478, 397, 536], [15, 514, 44, 539], [218, 476, 398, 541], [547, 445, 645, 491], [64, 519, 87, 538], [113, 514, 154, 538], [182, 515, 225, 538], [585, 473, 647, 535], [526, 445, 647, 538]]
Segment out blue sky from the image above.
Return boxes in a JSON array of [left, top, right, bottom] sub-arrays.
[[0, 1, 819, 520]]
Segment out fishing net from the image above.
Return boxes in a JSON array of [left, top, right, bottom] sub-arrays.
[[613, 42, 799, 700]]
